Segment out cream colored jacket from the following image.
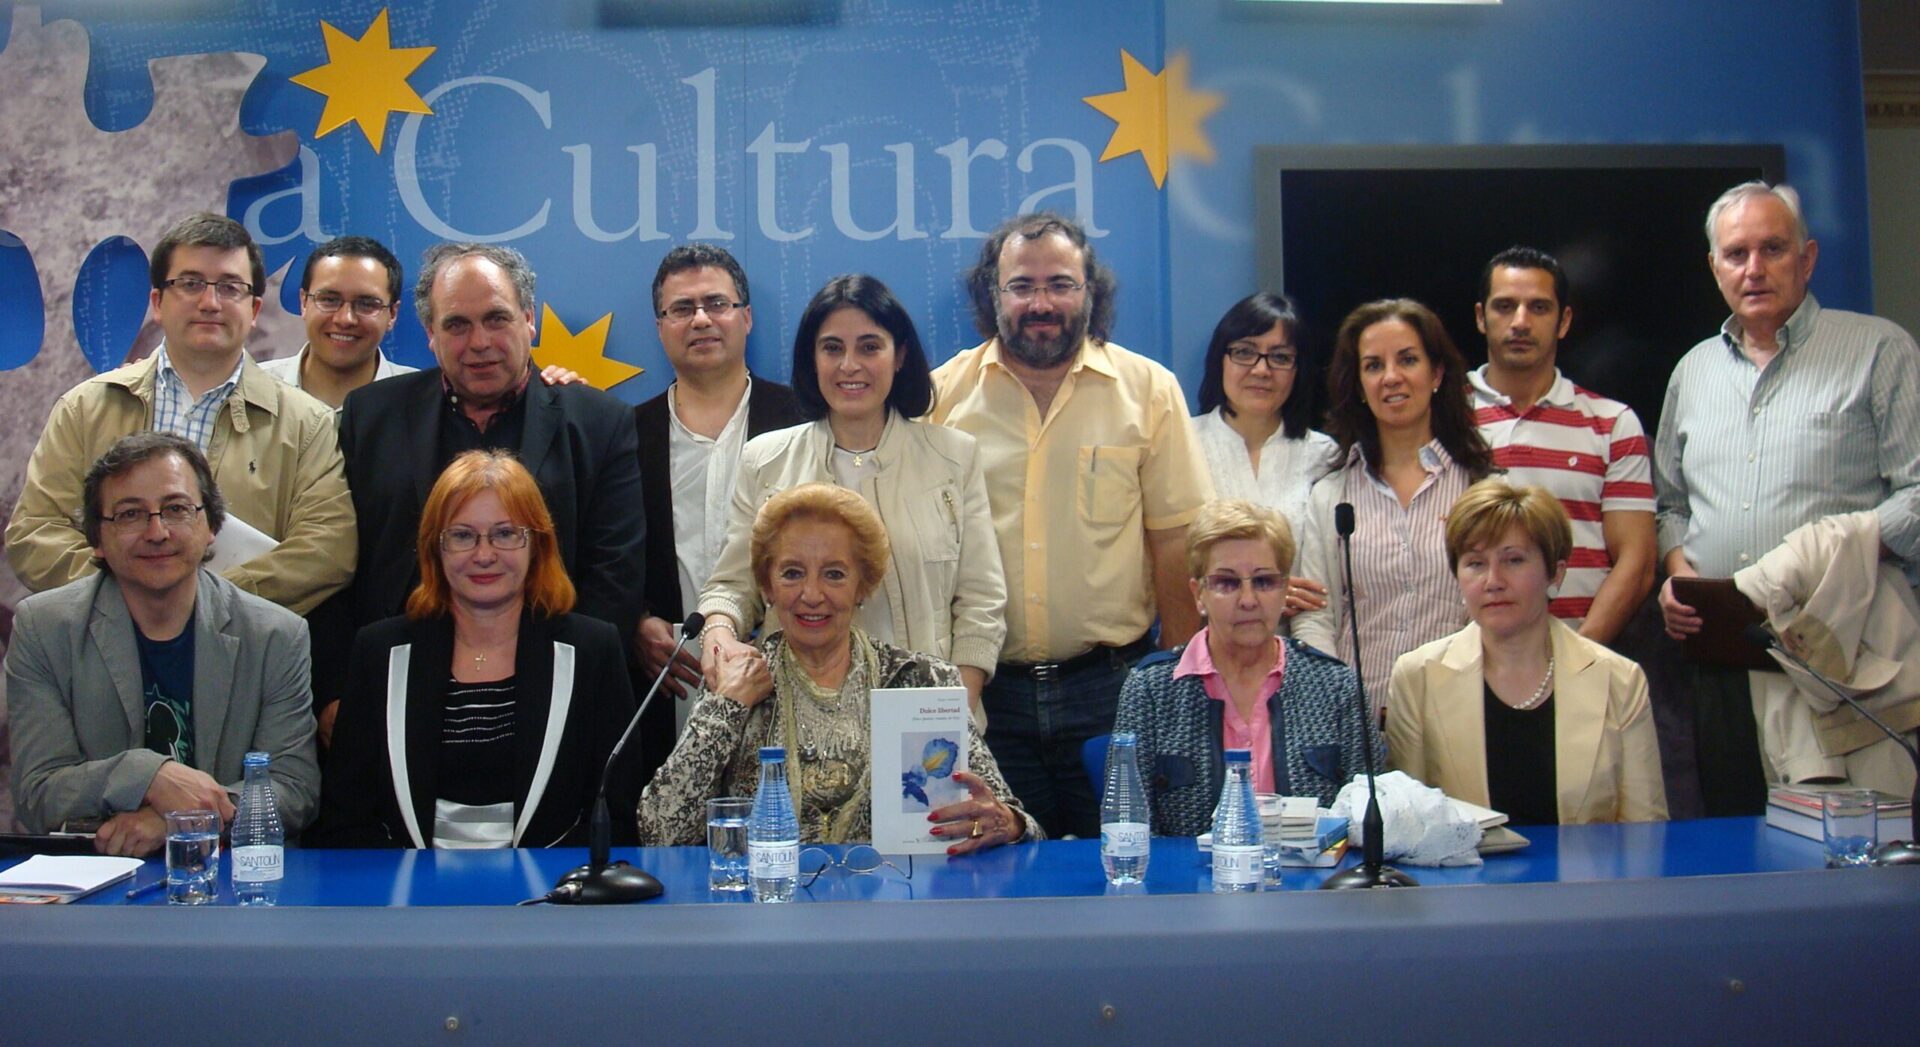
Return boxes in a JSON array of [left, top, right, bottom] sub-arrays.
[[1733, 511, 1920, 785], [5, 351, 355, 615], [697, 413, 1007, 674], [1388, 618, 1669, 824]]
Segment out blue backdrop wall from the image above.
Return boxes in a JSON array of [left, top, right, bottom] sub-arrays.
[[0, 0, 1875, 831], [0, 0, 1869, 407]]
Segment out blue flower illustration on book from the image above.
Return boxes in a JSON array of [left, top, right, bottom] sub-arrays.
[[902, 736, 961, 806]]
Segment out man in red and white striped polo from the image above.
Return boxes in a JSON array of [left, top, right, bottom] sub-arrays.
[[1468, 246, 1656, 645]]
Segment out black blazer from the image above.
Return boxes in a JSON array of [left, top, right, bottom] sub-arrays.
[[629, 376, 803, 787], [312, 611, 638, 848], [633, 376, 805, 624], [335, 369, 647, 640]]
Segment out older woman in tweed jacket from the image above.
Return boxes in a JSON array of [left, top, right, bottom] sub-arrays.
[[1113, 500, 1377, 836]]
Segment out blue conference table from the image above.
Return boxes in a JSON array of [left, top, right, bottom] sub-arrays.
[[4, 819, 1916, 1043]]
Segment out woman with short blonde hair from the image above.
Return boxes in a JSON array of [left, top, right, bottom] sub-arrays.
[[643, 483, 1036, 850], [1388, 479, 1668, 825], [1113, 499, 1375, 833]]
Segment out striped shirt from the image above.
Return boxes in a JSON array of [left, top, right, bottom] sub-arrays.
[[1293, 440, 1474, 720], [1470, 367, 1655, 622], [440, 676, 517, 807], [150, 344, 242, 452], [1654, 295, 1920, 578]]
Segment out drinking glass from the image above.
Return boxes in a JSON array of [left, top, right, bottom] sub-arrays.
[[1822, 790, 1877, 867], [706, 797, 752, 891], [165, 809, 221, 905]]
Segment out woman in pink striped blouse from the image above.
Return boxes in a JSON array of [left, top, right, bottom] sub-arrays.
[[1292, 299, 1495, 722]]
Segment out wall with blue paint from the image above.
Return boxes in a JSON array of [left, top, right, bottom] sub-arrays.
[[1164, 0, 1869, 389], [1, 1, 1869, 407]]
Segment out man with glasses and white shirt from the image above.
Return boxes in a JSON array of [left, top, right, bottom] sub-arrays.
[[259, 236, 416, 410], [7, 212, 355, 616], [630, 245, 802, 777], [930, 211, 1212, 839], [6, 433, 319, 855]]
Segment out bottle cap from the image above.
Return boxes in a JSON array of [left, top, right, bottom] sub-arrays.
[[758, 746, 787, 762], [1224, 748, 1251, 764], [243, 751, 270, 766], [1111, 732, 1137, 746]]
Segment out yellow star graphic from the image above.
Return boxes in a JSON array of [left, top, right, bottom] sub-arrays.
[[1081, 50, 1224, 189], [532, 305, 642, 391], [288, 8, 435, 154]]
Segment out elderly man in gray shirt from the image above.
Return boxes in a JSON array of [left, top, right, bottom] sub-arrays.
[[1654, 179, 1920, 816]]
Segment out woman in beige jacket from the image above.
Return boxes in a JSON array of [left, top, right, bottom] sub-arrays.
[[1388, 479, 1667, 825], [698, 274, 1007, 721]]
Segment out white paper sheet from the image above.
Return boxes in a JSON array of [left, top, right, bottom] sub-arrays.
[[205, 511, 278, 574], [0, 854, 143, 894]]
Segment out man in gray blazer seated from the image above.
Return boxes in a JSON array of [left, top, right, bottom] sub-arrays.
[[5, 433, 319, 855]]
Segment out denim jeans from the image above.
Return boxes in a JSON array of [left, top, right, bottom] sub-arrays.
[[984, 640, 1150, 839]]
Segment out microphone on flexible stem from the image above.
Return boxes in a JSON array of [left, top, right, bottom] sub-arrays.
[[551, 611, 707, 902], [1743, 623, 1920, 866], [1322, 502, 1419, 890]]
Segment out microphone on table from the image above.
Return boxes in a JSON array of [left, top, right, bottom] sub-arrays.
[[1742, 623, 1920, 866], [1322, 502, 1419, 890], [550, 611, 707, 903]]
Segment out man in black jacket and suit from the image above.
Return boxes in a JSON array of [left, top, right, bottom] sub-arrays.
[[319, 243, 646, 744], [632, 245, 803, 778]]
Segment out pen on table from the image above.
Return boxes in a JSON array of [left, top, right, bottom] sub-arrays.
[[126, 878, 167, 901]]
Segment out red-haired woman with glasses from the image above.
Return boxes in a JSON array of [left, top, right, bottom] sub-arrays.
[[315, 450, 636, 848]]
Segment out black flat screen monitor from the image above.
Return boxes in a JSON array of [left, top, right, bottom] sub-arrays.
[[1253, 144, 1786, 437]]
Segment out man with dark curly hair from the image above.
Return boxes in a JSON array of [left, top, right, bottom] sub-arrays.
[[929, 211, 1211, 839]]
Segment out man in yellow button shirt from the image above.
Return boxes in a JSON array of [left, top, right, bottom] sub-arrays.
[[930, 212, 1212, 838]]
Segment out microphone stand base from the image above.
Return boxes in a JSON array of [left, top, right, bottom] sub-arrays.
[[1871, 840, 1920, 866], [551, 860, 664, 904], [1320, 863, 1420, 890]]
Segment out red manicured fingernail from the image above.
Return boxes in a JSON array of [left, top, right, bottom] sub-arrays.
[[946, 846, 959, 856]]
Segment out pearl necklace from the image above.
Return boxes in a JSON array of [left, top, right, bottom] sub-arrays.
[[1514, 654, 1556, 711]]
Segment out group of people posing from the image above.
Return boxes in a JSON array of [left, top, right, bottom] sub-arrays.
[[7, 177, 1917, 861]]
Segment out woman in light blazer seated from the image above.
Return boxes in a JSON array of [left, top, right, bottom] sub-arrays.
[[1387, 479, 1667, 825], [698, 274, 1007, 724], [315, 451, 636, 849]]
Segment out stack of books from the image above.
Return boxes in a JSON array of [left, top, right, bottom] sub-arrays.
[[1272, 815, 1351, 868], [1197, 796, 1352, 867], [1258, 795, 1318, 847], [1766, 785, 1913, 844]]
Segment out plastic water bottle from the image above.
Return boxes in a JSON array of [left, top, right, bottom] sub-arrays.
[[1100, 732, 1151, 884], [231, 751, 284, 906], [1211, 749, 1262, 893], [748, 747, 800, 903]]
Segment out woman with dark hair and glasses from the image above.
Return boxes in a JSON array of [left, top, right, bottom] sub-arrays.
[[698, 274, 1007, 724], [1292, 299, 1496, 724], [1113, 500, 1373, 833], [1191, 293, 1340, 619], [314, 450, 636, 848]]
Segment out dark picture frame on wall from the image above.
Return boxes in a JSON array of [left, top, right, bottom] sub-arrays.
[[1253, 144, 1786, 436]]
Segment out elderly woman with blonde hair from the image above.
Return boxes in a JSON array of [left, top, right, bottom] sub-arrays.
[[640, 483, 1037, 851], [1112, 499, 1374, 836], [1388, 479, 1667, 825]]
